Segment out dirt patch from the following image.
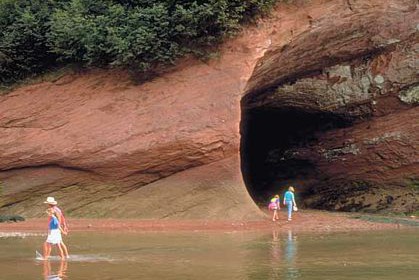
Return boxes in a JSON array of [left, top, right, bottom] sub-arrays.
[[0, 210, 416, 234]]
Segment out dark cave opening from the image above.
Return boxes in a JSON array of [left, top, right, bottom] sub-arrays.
[[240, 106, 351, 206]]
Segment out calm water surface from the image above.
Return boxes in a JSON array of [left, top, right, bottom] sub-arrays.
[[0, 229, 418, 280]]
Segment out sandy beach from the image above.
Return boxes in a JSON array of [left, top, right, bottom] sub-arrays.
[[0, 210, 416, 234]]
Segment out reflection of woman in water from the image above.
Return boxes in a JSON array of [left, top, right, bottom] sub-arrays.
[[43, 259, 67, 280], [285, 230, 300, 279], [285, 230, 296, 263], [269, 230, 300, 279]]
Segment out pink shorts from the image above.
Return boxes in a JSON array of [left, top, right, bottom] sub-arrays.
[[268, 202, 278, 210]]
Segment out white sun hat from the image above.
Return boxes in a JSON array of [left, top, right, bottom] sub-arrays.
[[43, 197, 58, 205]]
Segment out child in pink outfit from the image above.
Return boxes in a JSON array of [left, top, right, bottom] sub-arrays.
[[268, 195, 281, 221]]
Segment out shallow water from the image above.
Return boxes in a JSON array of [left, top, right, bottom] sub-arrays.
[[0, 229, 418, 280]]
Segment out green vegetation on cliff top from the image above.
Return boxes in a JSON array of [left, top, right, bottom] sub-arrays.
[[0, 0, 277, 86]]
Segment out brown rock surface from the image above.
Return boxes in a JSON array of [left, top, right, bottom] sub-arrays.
[[0, 0, 418, 218], [285, 107, 418, 212], [244, 0, 418, 96], [246, 41, 418, 118]]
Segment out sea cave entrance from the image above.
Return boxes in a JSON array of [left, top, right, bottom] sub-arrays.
[[240, 102, 350, 207]]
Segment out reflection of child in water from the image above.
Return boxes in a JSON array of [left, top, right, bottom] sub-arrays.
[[268, 195, 281, 221], [43, 208, 66, 260]]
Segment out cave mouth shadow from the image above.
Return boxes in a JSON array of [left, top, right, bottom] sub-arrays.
[[240, 105, 350, 206]]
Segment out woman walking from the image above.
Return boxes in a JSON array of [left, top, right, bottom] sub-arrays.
[[283, 186, 297, 221], [43, 208, 66, 260], [44, 197, 69, 258]]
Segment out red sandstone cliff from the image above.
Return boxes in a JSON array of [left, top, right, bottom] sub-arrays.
[[0, 0, 417, 218]]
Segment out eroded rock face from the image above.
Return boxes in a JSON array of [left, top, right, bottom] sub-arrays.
[[282, 108, 418, 212], [246, 41, 418, 118], [0, 0, 418, 218], [0, 60, 265, 219], [242, 0, 418, 213], [244, 0, 418, 96]]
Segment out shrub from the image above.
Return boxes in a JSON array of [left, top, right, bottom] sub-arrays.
[[0, 215, 25, 223], [0, 0, 63, 84], [0, 0, 277, 85]]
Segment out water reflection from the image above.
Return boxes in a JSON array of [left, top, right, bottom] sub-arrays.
[[269, 230, 282, 278], [271, 230, 281, 260], [284, 230, 300, 279], [43, 260, 67, 280], [267, 230, 300, 279], [0, 230, 417, 279]]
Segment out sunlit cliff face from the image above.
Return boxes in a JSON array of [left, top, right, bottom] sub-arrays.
[[0, 0, 417, 218]]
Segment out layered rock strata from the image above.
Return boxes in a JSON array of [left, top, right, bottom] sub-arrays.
[[0, 0, 417, 218]]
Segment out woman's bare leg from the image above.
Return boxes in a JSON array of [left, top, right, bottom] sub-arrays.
[[60, 241, 69, 258], [43, 242, 51, 259], [57, 244, 65, 260]]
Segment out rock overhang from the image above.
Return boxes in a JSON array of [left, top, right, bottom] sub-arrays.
[[0, 0, 418, 218]]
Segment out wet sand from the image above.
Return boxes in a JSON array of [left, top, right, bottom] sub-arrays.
[[0, 210, 415, 233]]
